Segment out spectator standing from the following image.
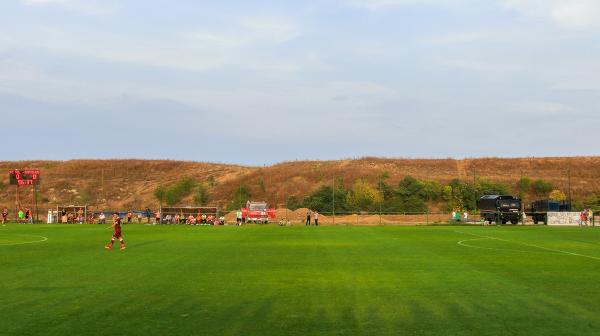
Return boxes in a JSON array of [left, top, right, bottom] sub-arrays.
[[99, 212, 106, 224], [155, 210, 161, 224], [580, 211, 587, 226], [306, 210, 312, 226], [451, 211, 456, 223], [2, 209, 8, 224], [77, 208, 84, 223], [127, 210, 133, 224], [236, 210, 242, 225], [314, 211, 319, 226], [28, 209, 34, 224], [145, 207, 152, 223], [18, 209, 24, 223], [463, 212, 469, 223], [137, 212, 143, 223]]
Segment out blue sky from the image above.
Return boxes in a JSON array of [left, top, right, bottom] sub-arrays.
[[1, 0, 599, 165]]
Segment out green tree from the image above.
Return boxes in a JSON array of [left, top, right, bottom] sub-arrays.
[[285, 196, 302, 211], [421, 180, 442, 202], [346, 179, 383, 212], [228, 184, 251, 211], [303, 185, 349, 213], [518, 176, 531, 198], [477, 179, 510, 196], [194, 184, 210, 206], [154, 185, 167, 206], [531, 179, 553, 197]]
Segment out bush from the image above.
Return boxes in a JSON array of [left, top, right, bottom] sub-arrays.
[[164, 178, 197, 206], [194, 184, 210, 206], [154, 178, 198, 206]]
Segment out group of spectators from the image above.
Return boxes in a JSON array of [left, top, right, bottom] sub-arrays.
[[451, 210, 469, 223], [59, 209, 86, 224], [580, 209, 594, 226], [1, 208, 35, 224], [161, 212, 225, 225], [305, 210, 319, 225]]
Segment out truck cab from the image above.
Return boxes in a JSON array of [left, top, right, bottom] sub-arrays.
[[479, 195, 522, 225], [241, 201, 276, 224]]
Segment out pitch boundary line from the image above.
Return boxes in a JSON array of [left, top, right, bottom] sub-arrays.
[[455, 231, 600, 261], [0, 234, 48, 246]]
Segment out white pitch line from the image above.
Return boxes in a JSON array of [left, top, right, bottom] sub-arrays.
[[457, 237, 561, 255], [455, 231, 600, 261], [0, 235, 48, 246]]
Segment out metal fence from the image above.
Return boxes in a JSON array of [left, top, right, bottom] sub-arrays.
[[277, 212, 483, 226]]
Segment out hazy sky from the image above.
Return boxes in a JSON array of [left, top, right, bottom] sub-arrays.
[[1, 0, 599, 164]]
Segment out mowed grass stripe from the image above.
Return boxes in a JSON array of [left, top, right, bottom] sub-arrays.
[[1, 225, 600, 336]]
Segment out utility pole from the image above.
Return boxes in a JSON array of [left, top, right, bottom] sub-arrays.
[[379, 175, 382, 225], [568, 168, 572, 208], [332, 177, 336, 226]]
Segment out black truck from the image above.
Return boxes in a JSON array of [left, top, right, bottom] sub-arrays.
[[525, 200, 571, 224], [478, 195, 522, 224]]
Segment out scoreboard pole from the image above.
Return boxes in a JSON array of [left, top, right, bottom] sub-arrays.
[[15, 183, 19, 222], [34, 184, 38, 222]]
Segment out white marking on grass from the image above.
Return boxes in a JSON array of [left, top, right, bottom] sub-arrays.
[[455, 231, 600, 261], [0, 234, 48, 246], [457, 237, 560, 255]]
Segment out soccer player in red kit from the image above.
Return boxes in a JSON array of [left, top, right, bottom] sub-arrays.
[[106, 213, 126, 250]]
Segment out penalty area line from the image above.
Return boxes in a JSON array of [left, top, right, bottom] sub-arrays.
[[455, 231, 600, 261]]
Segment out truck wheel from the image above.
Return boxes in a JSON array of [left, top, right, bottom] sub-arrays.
[[501, 220, 507, 224], [510, 219, 518, 225]]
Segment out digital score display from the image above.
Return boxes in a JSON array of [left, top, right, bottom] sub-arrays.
[[9, 169, 41, 186]]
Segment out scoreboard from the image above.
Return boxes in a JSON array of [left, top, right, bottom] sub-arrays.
[[9, 169, 41, 186]]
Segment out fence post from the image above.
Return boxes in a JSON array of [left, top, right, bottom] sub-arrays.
[[426, 211, 429, 225]]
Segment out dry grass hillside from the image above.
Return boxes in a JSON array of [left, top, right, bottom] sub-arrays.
[[0, 157, 598, 211]]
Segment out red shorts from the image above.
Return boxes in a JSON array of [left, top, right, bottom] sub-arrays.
[[113, 230, 122, 238]]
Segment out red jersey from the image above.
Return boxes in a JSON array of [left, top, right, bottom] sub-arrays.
[[113, 218, 122, 237]]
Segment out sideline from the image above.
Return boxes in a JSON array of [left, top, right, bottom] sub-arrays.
[[455, 230, 600, 261]]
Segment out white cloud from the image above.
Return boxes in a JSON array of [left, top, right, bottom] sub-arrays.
[[20, 0, 116, 15], [0, 14, 304, 73], [504, 0, 600, 29], [509, 101, 577, 116], [345, 0, 473, 10]]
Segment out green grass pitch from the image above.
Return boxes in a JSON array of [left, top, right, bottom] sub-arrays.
[[2, 224, 600, 335]]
